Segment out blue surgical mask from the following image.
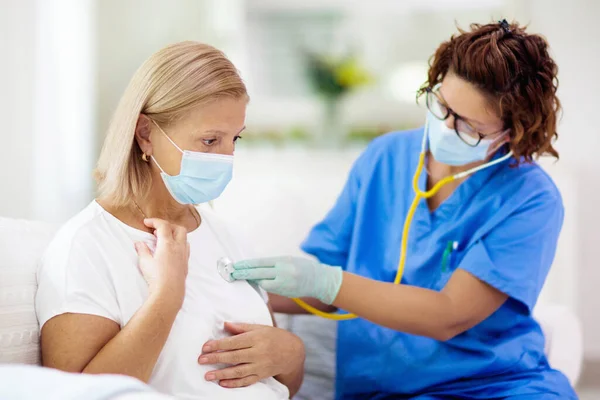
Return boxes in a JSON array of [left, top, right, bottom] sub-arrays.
[[151, 122, 233, 205], [426, 111, 497, 166]]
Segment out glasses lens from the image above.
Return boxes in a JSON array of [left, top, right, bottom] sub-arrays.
[[426, 91, 447, 120], [454, 120, 481, 146]]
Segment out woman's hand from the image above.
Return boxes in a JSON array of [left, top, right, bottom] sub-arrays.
[[231, 256, 343, 304], [198, 322, 305, 388], [135, 218, 190, 307]]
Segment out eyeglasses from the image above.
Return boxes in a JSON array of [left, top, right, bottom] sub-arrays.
[[425, 87, 506, 147]]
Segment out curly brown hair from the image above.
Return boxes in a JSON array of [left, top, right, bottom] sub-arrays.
[[417, 20, 561, 163]]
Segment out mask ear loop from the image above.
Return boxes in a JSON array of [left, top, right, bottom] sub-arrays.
[[420, 116, 429, 154], [149, 119, 185, 153], [149, 154, 167, 174], [148, 119, 184, 175], [483, 128, 511, 158]]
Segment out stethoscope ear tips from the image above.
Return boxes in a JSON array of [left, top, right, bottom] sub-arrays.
[[217, 256, 235, 282]]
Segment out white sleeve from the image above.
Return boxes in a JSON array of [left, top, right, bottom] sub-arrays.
[[36, 234, 122, 329]]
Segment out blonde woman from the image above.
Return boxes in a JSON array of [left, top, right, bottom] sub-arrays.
[[35, 42, 304, 400]]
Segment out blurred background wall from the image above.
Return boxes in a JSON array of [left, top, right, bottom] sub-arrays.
[[1, 0, 599, 371]]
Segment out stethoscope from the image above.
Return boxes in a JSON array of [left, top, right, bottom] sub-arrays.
[[218, 121, 513, 320]]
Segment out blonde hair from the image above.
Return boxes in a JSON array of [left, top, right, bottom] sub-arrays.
[[94, 41, 247, 207]]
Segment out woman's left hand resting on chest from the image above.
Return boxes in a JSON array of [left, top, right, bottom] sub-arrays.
[[199, 321, 305, 395]]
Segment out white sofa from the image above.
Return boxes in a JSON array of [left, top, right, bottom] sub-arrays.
[[0, 149, 584, 398]]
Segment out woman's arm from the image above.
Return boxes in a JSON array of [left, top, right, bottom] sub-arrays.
[[42, 290, 182, 381], [41, 219, 189, 382], [334, 269, 507, 341], [268, 304, 305, 397]]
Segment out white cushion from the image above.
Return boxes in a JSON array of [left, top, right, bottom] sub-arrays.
[[0, 218, 56, 364], [535, 304, 583, 386]]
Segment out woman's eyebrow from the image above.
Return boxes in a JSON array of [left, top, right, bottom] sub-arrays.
[[437, 91, 487, 126], [203, 126, 246, 135]]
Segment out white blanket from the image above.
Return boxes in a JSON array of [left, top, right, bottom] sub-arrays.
[[0, 365, 170, 400]]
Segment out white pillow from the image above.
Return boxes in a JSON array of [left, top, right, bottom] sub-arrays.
[[288, 316, 337, 400], [0, 218, 56, 365]]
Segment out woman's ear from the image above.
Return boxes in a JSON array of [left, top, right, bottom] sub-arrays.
[[135, 114, 153, 156]]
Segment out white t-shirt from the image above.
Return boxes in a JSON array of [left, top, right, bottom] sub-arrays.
[[35, 201, 289, 400]]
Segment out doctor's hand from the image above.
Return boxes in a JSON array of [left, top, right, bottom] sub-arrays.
[[231, 256, 343, 305], [199, 322, 305, 388]]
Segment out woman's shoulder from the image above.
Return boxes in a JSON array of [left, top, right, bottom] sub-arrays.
[[49, 201, 107, 242], [483, 160, 564, 234], [364, 128, 424, 157], [349, 128, 424, 182], [499, 159, 562, 204], [40, 202, 117, 270], [36, 201, 126, 328]]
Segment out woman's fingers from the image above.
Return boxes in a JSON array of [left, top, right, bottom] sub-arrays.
[[173, 224, 187, 243], [218, 374, 260, 388], [134, 242, 152, 259], [222, 322, 261, 335], [202, 332, 254, 353], [199, 348, 255, 366], [143, 218, 175, 241], [205, 363, 254, 381], [201, 326, 302, 390], [204, 363, 262, 387], [135, 242, 157, 284]]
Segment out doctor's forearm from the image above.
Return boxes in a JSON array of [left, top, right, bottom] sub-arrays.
[[332, 272, 460, 341]]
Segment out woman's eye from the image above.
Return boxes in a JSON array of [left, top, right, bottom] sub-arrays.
[[456, 120, 474, 133], [464, 125, 476, 134], [456, 121, 480, 138], [233, 135, 243, 143], [433, 98, 447, 113], [202, 138, 217, 146]]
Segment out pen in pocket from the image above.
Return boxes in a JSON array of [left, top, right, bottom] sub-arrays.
[[441, 241, 458, 272]]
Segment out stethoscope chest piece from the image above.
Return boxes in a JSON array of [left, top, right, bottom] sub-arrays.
[[217, 257, 235, 282]]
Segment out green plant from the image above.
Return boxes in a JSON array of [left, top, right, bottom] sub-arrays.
[[305, 53, 372, 100]]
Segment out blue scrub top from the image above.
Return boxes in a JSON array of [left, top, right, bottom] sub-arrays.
[[302, 129, 576, 399]]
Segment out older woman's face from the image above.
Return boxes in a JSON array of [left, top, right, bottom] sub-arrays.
[[150, 97, 246, 176]]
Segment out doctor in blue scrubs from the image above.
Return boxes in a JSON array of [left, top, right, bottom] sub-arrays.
[[231, 20, 577, 399]]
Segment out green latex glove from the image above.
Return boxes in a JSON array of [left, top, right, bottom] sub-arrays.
[[231, 256, 343, 305]]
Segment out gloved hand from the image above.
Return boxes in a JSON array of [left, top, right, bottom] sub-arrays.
[[231, 256, 343, 305]]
